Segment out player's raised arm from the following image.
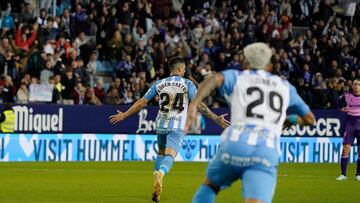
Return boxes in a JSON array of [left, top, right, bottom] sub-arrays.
[[185, 73, 226, 133]]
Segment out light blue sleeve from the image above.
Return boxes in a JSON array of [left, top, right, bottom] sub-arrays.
[[185, 80, 197, 101], [218, 69, 239, 97], [144, 82, 158, 100], [288, 83, 311, 116]]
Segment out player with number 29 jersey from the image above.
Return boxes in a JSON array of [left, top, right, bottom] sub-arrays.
[[221, 69, 303, 152], [187, 43, 315, 203], [145, 76, 197, 133]]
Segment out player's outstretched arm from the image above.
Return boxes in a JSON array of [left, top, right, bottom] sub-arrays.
[[198, 102, 230, 129], [283, 84, 316, 129], [185, 73, 225, 133], [109, 97, 149, 124]]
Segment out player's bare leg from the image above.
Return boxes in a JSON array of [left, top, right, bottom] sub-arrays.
[[356, 145, 360, 181], [337, 144, 351, 180], [152, 147, 177, 202]]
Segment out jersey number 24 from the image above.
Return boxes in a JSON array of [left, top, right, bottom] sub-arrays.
[[160, 93, 184, 112]]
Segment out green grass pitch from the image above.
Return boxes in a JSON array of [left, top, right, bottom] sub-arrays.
[[0, 162, 359, 202]]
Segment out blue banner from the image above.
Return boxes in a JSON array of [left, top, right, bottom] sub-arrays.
[[282, 110, 346, 137], [1, 104, 228, 135], [0, 134, 357, 163], [0, 104, 347, 136]]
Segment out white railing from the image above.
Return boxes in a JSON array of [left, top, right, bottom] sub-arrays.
[[292, 26, 310, 37]]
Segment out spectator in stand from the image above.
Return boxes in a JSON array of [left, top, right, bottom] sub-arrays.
[[1, 49, 18, 82], [1, 75, 15, 103], [302, 63, 313, 84], [40, 60, 54, 84], [48, 76, 60, 104], [75, 32, 90, 48], [15, 23, 38, 52], [228, 54, 242, 70], [61, 68, 76, 105], [132, 19, 158, 46], [214, 52, 228, 72], [16, 82, 28, 104], [60, 8, 71, 37], [123, 90, 134, 105], [0, 37, 10, 55], [104, 87, 123, 105], [19, 3, 34, 24], [86, 51, 100, 86], [94, 80, 106, 103], [37, 8, 48, 28], [73, 82, 86, 105], [31, 77, 39, 85], [0, 5, 14, 31], [108, 30, 123, 63], [52, 74, 62, 103], [84, 87, 101, 105], [55, 36, 71, 58], [73, 4, 87, 35], [70, 60, 80, 79], [115, 54, 133, 79], [75, 59, 90, 85]]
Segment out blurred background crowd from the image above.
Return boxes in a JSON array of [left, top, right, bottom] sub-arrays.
[[0, 0, 359, 108]]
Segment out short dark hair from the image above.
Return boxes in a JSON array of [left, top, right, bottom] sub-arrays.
[[354, 78, 360, 82], [65, 68, 73, 73], [168, 57, 185, 71]]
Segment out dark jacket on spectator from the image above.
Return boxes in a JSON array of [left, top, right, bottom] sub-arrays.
[[61, 75, 76, 100]]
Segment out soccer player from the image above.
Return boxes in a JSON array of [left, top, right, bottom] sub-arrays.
[[336, 78, 360, 181], [184, 43, 315, 203], [109, 56, 230, 202]]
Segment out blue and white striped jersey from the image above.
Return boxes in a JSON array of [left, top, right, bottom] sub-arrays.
[[144, 75, 197, 133], [219, 69, 310, 151]]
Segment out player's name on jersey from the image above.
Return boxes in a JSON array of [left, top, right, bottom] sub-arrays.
[[253, 77, 279, 87], [157, 81, 188, 93]]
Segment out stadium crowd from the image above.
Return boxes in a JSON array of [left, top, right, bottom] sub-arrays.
[[0, 0, 359, 108]]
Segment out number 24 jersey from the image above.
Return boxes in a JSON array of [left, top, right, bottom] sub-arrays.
[[144, 75, 197, 133]]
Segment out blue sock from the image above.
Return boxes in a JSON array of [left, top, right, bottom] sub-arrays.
[[192, 185, 216, 203], [154, 155, 164, 171], [159, 155, 174, 176]]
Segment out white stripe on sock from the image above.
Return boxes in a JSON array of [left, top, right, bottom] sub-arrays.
[[159, 165, 169, 175]]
